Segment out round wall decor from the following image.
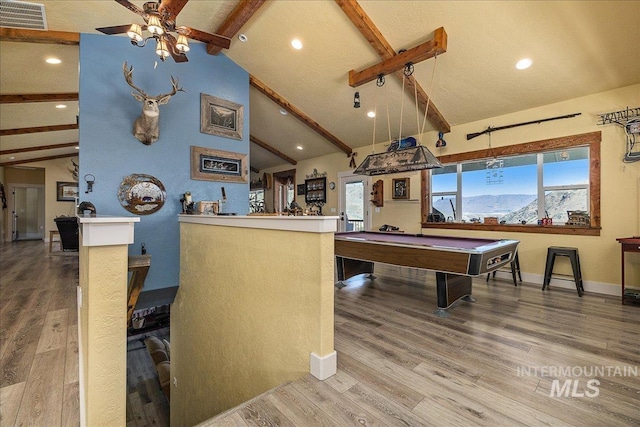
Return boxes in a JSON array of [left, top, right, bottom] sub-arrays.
[[118, 173, 166, 215]]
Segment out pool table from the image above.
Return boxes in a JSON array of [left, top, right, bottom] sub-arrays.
[[335, 231, 519, 316]]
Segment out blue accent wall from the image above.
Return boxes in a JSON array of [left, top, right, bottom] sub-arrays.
[[79, 33, 250, 291]]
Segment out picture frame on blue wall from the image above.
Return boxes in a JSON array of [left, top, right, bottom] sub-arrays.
[[200, 93, 243, 140], [191, 146, 248, 183]]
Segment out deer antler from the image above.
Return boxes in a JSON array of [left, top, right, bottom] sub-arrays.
[[122, 61, 148, 98], [157, 75, 184, 100]]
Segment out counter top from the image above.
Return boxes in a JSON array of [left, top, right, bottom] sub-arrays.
[[178, 214, 339, 233]]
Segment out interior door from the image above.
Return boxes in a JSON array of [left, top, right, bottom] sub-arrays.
[[11, 185, 45, 241], [337, 172, 370, 232]]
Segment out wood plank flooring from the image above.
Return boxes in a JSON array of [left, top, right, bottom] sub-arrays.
[[3, 241, 639, 426], [204, 264, 640, 426], [0, 240, 79, 426], [126, 327, 170, 427]]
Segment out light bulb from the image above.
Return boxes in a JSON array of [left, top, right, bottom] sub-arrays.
[[176, 34, 190, 53], [148, 15, 164, 35], [127, 24, 143, 42]]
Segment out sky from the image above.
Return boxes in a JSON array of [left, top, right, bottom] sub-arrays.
[[433, 158, 589, 197]]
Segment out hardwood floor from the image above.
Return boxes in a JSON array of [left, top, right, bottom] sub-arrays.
[[3, 241, 639, 426], [127, 327, 170, 426], [0, 240, 79, 426], [205, 264, 640, 426]]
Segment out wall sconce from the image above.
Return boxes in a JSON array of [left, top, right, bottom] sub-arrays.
[[353, 91, 361, 108]]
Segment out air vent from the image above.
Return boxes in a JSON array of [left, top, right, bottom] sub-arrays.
[[0, 1, 47, 30]]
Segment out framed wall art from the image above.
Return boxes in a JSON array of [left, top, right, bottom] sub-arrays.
[[191, 146, 248, 183], [392, 177, 410, 200], [200, 93, 244, 140], [56, 181, 79, 202]]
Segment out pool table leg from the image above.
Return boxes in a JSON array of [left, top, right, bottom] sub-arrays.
[[434, 272, 473, 316], [335, 256, 375, 288]]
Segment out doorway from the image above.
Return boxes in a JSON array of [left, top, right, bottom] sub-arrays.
[[273, 169, 296, 213], [9, 184, 45, 241], [337, 172, 371, 232]]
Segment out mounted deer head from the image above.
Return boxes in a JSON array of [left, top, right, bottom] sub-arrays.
[[69, 159, 79, 181], [123, 62, 183, 145]]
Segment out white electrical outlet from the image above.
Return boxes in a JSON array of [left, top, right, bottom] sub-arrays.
[[375, 207, 380, 213], [173, 377, 178, 387], [330, 208, 336, 213]]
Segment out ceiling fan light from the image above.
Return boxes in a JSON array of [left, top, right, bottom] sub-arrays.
[[156, 39, 170, 58], [127, 24, 143, 42], [176, 34, 190, 52], [147, 15, 164, 35]]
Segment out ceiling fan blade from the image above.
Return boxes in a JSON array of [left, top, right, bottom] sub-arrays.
[[96, 24, 134, 35], [158, 0, 189, 18], [114, 0, 149, 19], [175, 26, 231, 49]]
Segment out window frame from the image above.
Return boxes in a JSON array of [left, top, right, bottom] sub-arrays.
[[421, 131, 601, 235]]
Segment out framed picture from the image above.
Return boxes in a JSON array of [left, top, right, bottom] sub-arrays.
[[200, 93, 244, 140], [197, 201, 219, 215], [191, 146, 248, 183], [392, 178, 410, 200], [56, 181, 79, 202], [297, 184, 305, 195]]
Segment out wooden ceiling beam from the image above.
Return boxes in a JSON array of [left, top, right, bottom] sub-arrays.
[[349, 27, 447, 87], [0, 124, 78, 136], [250, 75, 352, 155], [1, 93, 79, 104], [1, 142, 78, 155], [0, 28, 79, 45], [0, 153, 77, 167], [250, 135, 297, 165], [336, 0, 451, 133], [207, 0, 268, 55]]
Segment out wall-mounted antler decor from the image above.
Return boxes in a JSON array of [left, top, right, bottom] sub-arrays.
[[123, 62, 183, 145]]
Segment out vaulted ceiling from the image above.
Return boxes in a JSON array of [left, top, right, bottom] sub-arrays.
[[1, 0, 639, 171]]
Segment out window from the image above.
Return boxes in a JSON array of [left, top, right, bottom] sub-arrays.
[[249, 189, 264, 213], [421, 132, 601, 235]]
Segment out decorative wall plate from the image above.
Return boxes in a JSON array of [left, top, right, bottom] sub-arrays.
[[118, 174, 166, 215]]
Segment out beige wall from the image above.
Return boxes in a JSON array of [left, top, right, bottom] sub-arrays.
[[260, 84, 640, 289], [171, 222, 334, 426], [78, 241, 128, 426]]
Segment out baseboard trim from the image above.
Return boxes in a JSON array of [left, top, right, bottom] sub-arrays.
[[489, 270, 620, 297], [310, 351, 337, 380]]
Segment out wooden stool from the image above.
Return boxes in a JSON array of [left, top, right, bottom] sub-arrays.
[[486, 251, 522, 286], [48, 230, 60, 253], [542, 246, 584, 296], [127, 255, 151, 328]]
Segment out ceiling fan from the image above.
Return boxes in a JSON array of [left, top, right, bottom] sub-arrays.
[[96, 0, 231, 63]]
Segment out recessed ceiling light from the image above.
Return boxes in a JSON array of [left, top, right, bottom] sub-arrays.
[[279, 108, 288, 115], [291, 39, 303, 50], [296, 145, 303, 150], [55, 104, 67, 109], [75, 146, 79, 150], [516, 58, 532, 70], [10, 156, 15, 160], [367, 111, 376, 118], [46, 57, 61, 64], [238, 34, 248, 42]]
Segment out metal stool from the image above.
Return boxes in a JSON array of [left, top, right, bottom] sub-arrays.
[[542, 246, 584, 296], [487, 251, 522, 286]]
